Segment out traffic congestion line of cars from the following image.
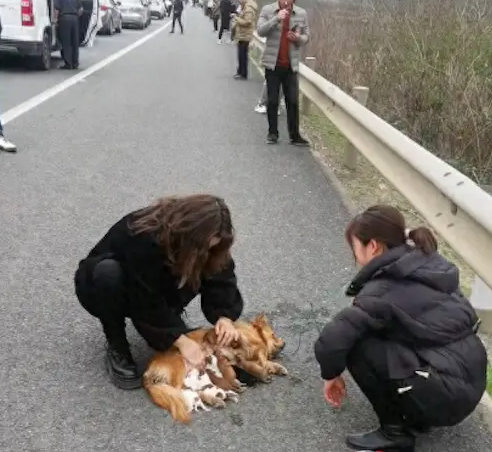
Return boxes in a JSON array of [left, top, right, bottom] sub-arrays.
[[0, 0, 171, 70]]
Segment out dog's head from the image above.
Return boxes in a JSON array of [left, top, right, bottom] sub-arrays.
[[235, 313, 285, 360]]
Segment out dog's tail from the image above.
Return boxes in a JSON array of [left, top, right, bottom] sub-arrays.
[[143, 372, 190, 424]]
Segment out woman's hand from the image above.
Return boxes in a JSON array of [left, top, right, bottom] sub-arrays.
[[323, 376, 346, 408], [175, 335, 206, 369], [215, 317, 239, 346]]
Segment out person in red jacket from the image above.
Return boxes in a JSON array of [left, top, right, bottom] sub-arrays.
[[74, 194, 244, 389]]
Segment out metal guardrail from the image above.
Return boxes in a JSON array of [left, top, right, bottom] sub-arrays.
[[252, 32, 492, 290]]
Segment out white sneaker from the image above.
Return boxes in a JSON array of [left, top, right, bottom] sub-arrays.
[[254, 104, 267, 114], [217, 39, 222, 44], [0, 135, 17, 153]]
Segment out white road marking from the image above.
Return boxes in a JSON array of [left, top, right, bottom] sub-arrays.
[[1, 20, 171, 126]]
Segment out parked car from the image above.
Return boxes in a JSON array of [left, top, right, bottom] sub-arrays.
[[0, 0, 100, 70], [120, 0, 151, 29], [149, 0, 166, 19], [98, 0, 123, 35]]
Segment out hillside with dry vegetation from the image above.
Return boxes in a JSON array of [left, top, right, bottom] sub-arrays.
[[305, 0, 492, 184]]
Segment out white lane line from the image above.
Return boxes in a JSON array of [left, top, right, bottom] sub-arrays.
[[1, 20, 171, 126]]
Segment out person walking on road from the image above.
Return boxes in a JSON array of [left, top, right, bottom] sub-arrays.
[[170, 0, 184, 34], [212, 0, 221, 32], [315, 204, 487, 452], [257, 0, 310, 146], [55, 0, 83, 69], [231, 0, 257, 80], [74, 194, 244, 390]]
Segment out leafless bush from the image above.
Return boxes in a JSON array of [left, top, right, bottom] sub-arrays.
[[307, 0, 492, 183]]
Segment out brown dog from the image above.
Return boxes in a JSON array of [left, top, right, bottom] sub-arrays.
[[233, 313, 288, 383], [143, 328, 245, 424]]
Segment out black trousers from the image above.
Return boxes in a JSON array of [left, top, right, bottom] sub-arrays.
[[236, 41, 249, 78], [59, 14, 79, 67], [265, 66, 300, 138], [347, 337, 479, 429], [213, 15, 219, 31], [75, 258, 193, 352], [172, 12, 183, 32], [218, 15, 230, 40]]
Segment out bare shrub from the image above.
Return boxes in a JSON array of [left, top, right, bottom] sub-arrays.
[[307, 0, 492, 183]]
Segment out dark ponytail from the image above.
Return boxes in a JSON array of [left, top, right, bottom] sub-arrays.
[[407, 226, 438, 254]]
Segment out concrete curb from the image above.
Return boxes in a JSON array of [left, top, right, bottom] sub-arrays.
[[248, 52, 492, 431]]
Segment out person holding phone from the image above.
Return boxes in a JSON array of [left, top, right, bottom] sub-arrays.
[[257, 0, 310, 146]]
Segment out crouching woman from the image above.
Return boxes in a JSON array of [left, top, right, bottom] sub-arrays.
[[314, 205, 487, 452], [74, 194, 243, 390]]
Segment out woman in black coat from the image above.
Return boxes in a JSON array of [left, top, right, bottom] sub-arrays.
[[314, 205, 487, 452], [74, 194, 244, 390]]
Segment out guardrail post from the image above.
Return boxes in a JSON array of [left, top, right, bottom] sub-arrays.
[[470, 184, 492, 334], [344, 86, 370, 171], [301, 57, 317, 115]]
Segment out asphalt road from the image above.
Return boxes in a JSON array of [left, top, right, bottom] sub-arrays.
[[1, 7, 491, 452]]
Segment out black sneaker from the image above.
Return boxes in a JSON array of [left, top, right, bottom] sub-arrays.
[[290, 135, 310, 147], [346, 424, 415, 452], [266, 133, 279, 144], [169, 29, 175, 33], [105, 344, 141, 390]]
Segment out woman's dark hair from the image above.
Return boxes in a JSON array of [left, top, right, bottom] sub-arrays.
[[129, 194, 234, 290], [345, 204, 438, 255]]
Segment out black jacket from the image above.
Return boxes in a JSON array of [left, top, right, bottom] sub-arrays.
[[76, 211, 244, 349], [314, 245, 487, 390], [173, 0, 183, 13]]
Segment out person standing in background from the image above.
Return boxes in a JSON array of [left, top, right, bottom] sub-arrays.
[[0, 19, 17, 153], [217, 0, 234, 43], [231, 0, 257, 80], [170, 0, 184, 34], [55, 0, 83, 69], [212, 0, 221, 32], [257, 0, 310, 146]]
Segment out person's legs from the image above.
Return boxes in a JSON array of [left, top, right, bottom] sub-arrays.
[[213, 15, 219, 31], [218, 20, 225, 40], [265, 67, 282, 143], [254, 80, 268, 113], [75, 258, 141, 390], [282, 69, 309, 146], [177, 13, 183, 33], [0, 114, 17, 153], [170, 12, 177, 32], [235, 41, 248, 79], [58, 16, 73, 68], [70, 16, 80, 69], [346, 338, 415, 451]]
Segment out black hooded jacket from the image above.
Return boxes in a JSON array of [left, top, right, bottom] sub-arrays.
[[75, 212, 244, 350], [314, 245, 487, 398]]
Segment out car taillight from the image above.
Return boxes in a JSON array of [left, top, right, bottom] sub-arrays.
[[21, 0, 35, 26], [100, 4, 108, 10]]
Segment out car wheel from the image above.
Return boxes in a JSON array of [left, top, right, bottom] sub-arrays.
[[30, 31, 51, 70]]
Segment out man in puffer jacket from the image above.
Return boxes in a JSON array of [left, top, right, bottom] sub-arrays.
[[0, 17, 18, 153], [231, 0, 257, 79]]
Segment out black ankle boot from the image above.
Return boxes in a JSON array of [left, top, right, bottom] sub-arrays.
[[346, 424, 415, 452], [105, 344, 141, 390]]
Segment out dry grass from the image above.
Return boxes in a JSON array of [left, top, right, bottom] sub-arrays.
[[301, 108, 474, 295], [306, 0, 492, 184]]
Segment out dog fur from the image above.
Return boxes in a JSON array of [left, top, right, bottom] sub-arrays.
[[143, 314, 287, 423]]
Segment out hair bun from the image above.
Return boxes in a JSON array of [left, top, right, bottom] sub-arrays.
[[407, 226, 438, 254]]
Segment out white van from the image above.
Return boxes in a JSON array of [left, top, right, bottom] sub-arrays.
[[0, 0, 100, 70]]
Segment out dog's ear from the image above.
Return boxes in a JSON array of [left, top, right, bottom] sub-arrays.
[[252, 313, 268, 327]]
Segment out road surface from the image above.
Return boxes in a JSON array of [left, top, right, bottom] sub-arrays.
[[1, 7, 491, 452]]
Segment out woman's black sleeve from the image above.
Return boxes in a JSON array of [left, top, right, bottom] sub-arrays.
[[200, 258, 244, 325], [314, 296, 391, 380]]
